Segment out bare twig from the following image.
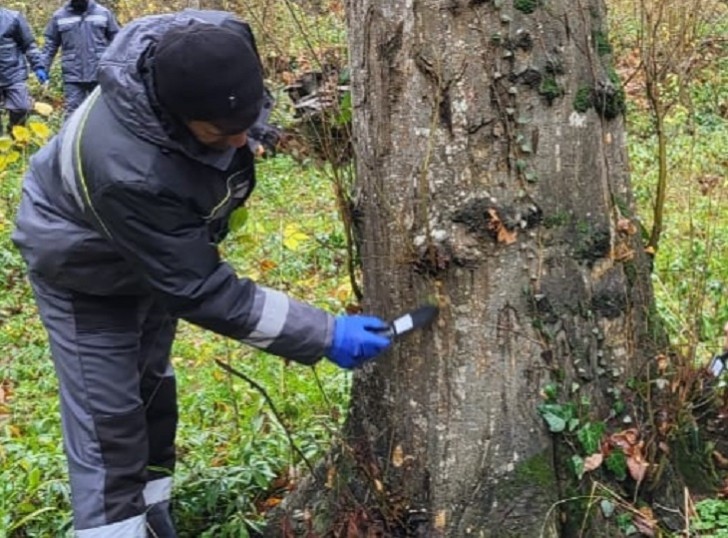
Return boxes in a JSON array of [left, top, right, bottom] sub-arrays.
[[214, 359, 319, 480]]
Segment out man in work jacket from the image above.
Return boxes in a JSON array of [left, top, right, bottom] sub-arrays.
[[42, 0, 119, 114], [12, 9, 391, 538], [0, 8, 48, 134]]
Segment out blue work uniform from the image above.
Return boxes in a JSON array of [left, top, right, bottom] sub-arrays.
[[42, 0, 119, 113]]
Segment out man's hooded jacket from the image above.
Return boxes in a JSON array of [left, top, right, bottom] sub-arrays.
[[13, 10, 334, 364]]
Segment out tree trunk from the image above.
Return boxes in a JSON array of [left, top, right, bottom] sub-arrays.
[[343, 0, 658, 536], [265, 1, 660, 536]]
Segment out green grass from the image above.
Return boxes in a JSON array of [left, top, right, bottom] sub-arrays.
[[626, 55, 728, 360]]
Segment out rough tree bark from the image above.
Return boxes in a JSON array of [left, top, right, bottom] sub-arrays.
[[266, 1, 661, 536]]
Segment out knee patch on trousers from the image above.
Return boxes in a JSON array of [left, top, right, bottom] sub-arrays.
[[143, 375, 178, 475], [95, 405, 149, 523]]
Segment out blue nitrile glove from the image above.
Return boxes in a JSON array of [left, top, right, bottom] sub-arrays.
[[326, 315, 392, 369], [34, 68, 48, 84]]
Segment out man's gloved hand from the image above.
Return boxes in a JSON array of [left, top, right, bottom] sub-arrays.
[[34, 68, 49, 84], [248, 123, 282, 158], [326, 315, 392, 369]]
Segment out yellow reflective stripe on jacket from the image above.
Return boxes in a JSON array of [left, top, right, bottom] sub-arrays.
[[59, 87, 113, 238]]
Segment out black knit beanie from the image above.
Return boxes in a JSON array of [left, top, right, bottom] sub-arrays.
[[153, 22, 265, 134]]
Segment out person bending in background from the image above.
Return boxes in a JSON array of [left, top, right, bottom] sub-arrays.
[[12, 8, 390, 538], [0, 7, 48, 135], [42, 0, 119, 114]]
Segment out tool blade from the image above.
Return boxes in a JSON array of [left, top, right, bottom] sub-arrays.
[[388, 304, 439, 338]]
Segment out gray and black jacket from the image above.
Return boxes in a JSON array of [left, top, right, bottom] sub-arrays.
[[42, 0, 119, 83], [13, 10, 334, 364], [0, 8, 44, 87]]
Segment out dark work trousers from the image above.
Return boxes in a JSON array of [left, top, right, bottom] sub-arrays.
[[64, 81, 98, 115], [0, 82, 32, 135], [29, 275, 179, 538]]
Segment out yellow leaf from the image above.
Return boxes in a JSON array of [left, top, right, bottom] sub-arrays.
[[283, 224, 310, 251], [29, 121, 51, 141], [334, 283, 351, 302], [212, 370, 225, 382], [11, 125, 30, 143], [33, 102, 54, 117], [5, 151, 20, 165], [0, 137, 13, 152], [0, 151, 18, 171]]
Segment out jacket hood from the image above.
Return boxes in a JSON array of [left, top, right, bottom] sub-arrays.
[[66, 0, 95, 12], [96, 11, 238, 169]]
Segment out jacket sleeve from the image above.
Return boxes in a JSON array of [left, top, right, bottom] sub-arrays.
[[92, 182, 334, 365], [41, 16, 61, 69], [105, 10, 120, 42], [15, 14, 44, 71]]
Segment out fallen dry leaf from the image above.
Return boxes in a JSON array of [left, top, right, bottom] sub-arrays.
[[633, 506, 657, 537], [583, 453, 604, 472], [392, 445, 404, 468], [434, 510, 447, 530], [655, 354, 669, 373], [259, 259, 277, 273], [617, 218, 637, 236], [326, 466, 336, 489], [627, 455, 649, 483], [33, 102, 53, 116], [486, 208, 518, 245], [610, 428, 640, 453], [713, 450, 728, 469], [613, 242, 635, 262]]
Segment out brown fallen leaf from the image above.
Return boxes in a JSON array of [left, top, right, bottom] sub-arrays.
[[617, 217, 637, 236], [486, 208, 518, 245], [655, 354, 669, 373], [713, 450, 728, 469], [633, 506, 657, 537], [392, 445, 404, 468], [583, 453, 604, 472]]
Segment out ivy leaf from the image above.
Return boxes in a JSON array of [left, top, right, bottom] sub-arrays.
[[606, 449, 628, 480], [600, 499, 615, 518], [577, 422, 606, 454], [541, 411, 566, 432], [571, 455, 585, 479], [568, 418, 580, 432]]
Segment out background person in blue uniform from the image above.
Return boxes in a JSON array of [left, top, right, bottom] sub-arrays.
[[0, 7, 48, 134], [42, 0, 119, 113]]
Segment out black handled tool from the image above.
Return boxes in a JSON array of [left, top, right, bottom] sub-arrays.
[[709, 351, 728, 377], [377, 304, 439, 339]]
